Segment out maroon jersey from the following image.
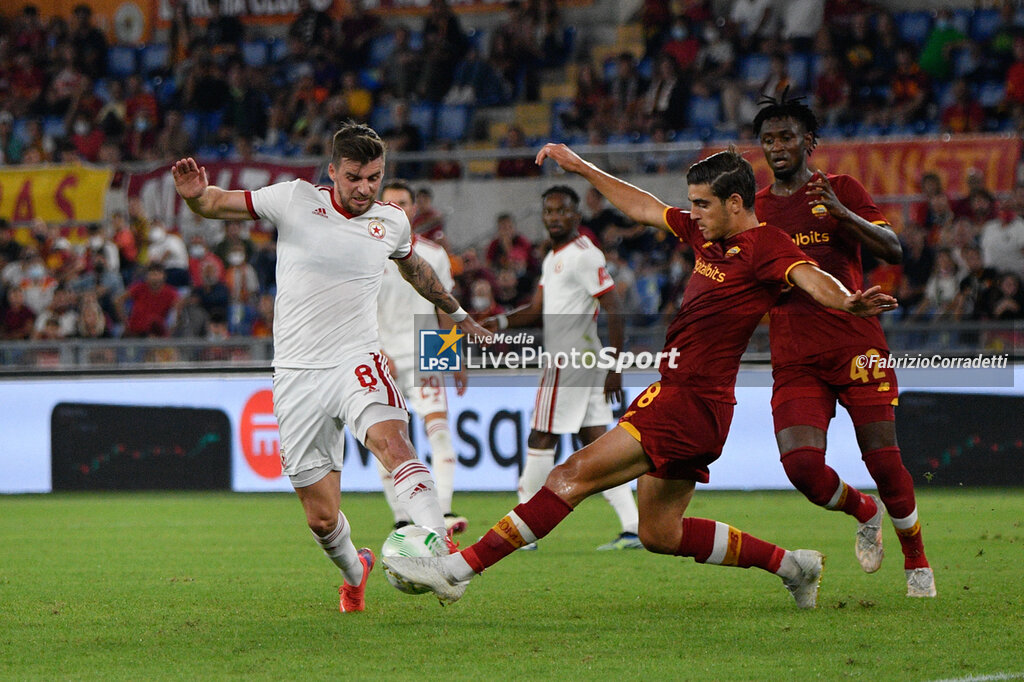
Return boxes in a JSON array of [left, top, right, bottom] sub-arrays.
[[756, 174, 891, 367], [662, 207, 815, 403]]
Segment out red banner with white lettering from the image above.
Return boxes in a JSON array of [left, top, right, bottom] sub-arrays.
[[708, 134, 1022, 198], [126, 159, 320, 234]]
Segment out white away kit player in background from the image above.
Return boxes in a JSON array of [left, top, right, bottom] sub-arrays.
[[376, 179, 468, 535], [171, 123, 490, 613], [484, 185, 642, 551]]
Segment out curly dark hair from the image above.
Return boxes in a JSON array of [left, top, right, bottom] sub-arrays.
[[752, 89, 820, 154]]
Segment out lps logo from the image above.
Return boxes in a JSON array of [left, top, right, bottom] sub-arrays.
[[419, 325, 464, 371]]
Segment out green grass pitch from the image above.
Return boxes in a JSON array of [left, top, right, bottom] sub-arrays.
[[1, 488, 1022, 681]]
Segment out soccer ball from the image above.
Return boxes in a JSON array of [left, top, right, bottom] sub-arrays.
[[381, 525, 447, 594]]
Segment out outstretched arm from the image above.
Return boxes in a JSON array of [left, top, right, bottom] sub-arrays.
[[172, 157, 255, 220], [535, 143, 674, 232], [396, 252, 491, 338], [788, 263, 898, 317], [485, 287, 543, 332]]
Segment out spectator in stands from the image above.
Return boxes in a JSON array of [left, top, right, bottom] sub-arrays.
[[380, 25, 422, 101], [249, 292, 274, 338], [940, 78, 985, 134], [446, 45, 511, 107], [897, 223, 935, 316], [182, 54, 230, 117], [486, 213, 535, 276], [223, 64, 268, 140], [380, 100, 424, 179], [338, 0, 384, 71], [7, 49, 45, 118], [172, 289, 210, 338], [467, 278, 503, 320], [337, 70, 374, 123], [984, 273, 1024, 319], [187, 235, 224, 288], [659, 246, 693, 321], [910, 248, 960, 320], [223, 244, 259, 333], [195, 259, 229, 316], [12, 5, 47, 57], [147, 221, 190, 288], [496, 0, 544, 101], [729, 0, 777, 52], [918, 8, 968, 82], [601, 244, 640, 313], [418, 0, 469, 102], [559, 60, 610, 134], [69, 4, 107, 79], [428, 141, 463, 181], [410, 187, 447, 245], [70, 249, 122, 321], [252, 232, 277, 294], [204, 0, 245, 60], [213, 220, 255, 265], [640, 55, 688, 133], [813, 52, 853, 127], [581, 186, 631, 247], [0, 220, 22, 264], [453, 247, 497, 301], [1003, 36, 1024, 125], [1, 286, 36, 340], [777, 0, 824, 53], [959, 188, 998, 241], [119, 264, 180, 337], [111, 210, 139, 284], [67, 110, 104, 162], [496, 125, 541, 178], [289, 0, 333, 48], [980, 187, 1024, 278], [168, 0, 195, 67], [32, 285, 78, 339], [952, 245, 998, 320], [75, 290, 110, 339], [538, 0, 571, 69], [18, 119, 56, 163], [493, 267, 528, 310], [46, 43, 87, 117], [882, 44, 931, 127], [607, 52, 648, 122], [660, 15, 699, 75], [0, 111, 23, 164], [96, 79, 128, 138], [154, 109, 191, 160]]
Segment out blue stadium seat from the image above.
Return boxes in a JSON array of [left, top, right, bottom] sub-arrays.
[[435, 104, 472, 141], [369, 105, 394, 133], [268, 39, 288, 63], [970, 8, 1002, 42], [951, 48, 977, 78], [687, 95, 720, 129], [977, 81, 1006, 108], [895, 11, 933, 46], [152, 77, 178, 106], [139, 43, 170, 74], [42, 116, 66, 138], [181, 112, 201, 144], [787, 53, 812, 92], [358, 68, 381, 91], [408, 103, 437, 141], [242, 40, 268, 67], [933, 82, 954, 108], [549, 98, 574, 141], [952, 8, 972, 35], [636, 57, 653, 80], [739, 53, 772, 86], [107, 45, 137, 78], [367, 33, 396, 67]]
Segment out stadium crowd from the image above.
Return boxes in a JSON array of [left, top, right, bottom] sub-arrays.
[[1, 0, 1024, 348]]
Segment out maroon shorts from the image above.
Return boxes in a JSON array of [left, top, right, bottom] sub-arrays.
[[619, 383, 734, 483], [771, 346, 899, 432]]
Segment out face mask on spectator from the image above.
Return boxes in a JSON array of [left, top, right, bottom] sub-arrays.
[[228, 252, 245, 266], [190, 245, 206, 258], [471, 296, 489, 310], [27, 263, 45, 279], [150, 227, 166, 242], [73, 120, 89, 136], [671, 26, 687, 40], [90, 236, 104, 250], [135, 116, 150, 132]]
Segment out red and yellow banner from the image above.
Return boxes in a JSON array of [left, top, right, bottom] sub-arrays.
[[708, 134, 1023, 198], [0, 165, 113, 223]]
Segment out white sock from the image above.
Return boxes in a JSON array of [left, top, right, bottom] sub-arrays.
[[518, 447, 556, 503], [391, 459, 446, 533], [426, 418, 456, 515], [376, 459, 408, 524], [601, 483, 639, 534], [312, 511, 363, 586]]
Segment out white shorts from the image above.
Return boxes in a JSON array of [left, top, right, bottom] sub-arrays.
[[392, 354, 449, 417], [273, 352, 409, 483], [530, 365, 613, 434]]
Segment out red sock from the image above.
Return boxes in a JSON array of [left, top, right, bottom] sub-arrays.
[[461, 486, 573, 574], [863, 446, 928, 568], [676, 517, 785, 573], [782, 447, 875, 522]]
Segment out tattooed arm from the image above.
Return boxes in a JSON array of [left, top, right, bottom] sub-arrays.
[[396, 251, 460, 314]]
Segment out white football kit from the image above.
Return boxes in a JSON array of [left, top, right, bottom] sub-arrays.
[[531, 235, 616, 434], [246, 180, 411, 480], [377, 236, 454, 416]]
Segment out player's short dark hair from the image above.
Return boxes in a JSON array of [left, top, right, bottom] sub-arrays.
[[541, 185, 580, 208], [752, 90, 820, 154], [331, 122, 386, 166], [686, 147, 756, 209], [382, 179, 414, 202]]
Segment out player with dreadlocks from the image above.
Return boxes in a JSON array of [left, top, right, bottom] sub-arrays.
[[753, 93, 935, 598]]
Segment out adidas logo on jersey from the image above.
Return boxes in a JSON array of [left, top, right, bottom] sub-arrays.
[[312, 207, 328, 218]]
